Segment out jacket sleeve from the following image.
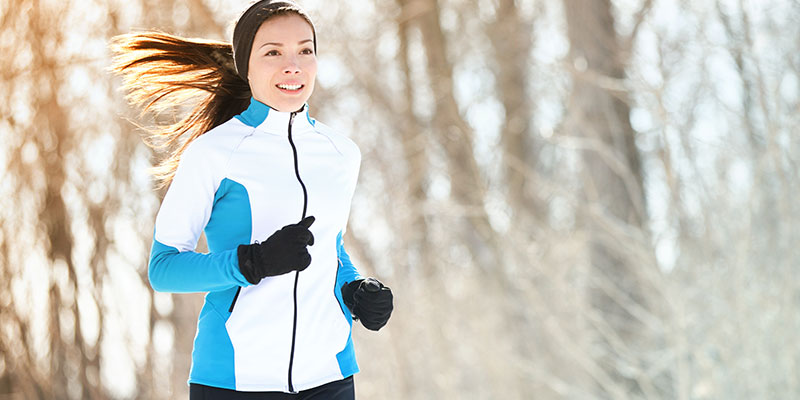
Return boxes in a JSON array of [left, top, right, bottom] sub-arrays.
[[336, 231, 362, 288], [333, 129, 362, 288], [148, 138, 251, 293]]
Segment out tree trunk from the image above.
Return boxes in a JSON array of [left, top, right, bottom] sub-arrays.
[[563, 0, 654, 397], [487, 0, 542, 220]]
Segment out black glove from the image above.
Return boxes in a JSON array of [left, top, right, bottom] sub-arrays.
[[341, 277, 393, 331], [237, 216, 315, 284]]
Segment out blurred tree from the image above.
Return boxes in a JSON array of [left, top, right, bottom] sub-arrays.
[[487, 0, 541, 219], [1, 0, 99, 398], [562, 0, 658, 397]]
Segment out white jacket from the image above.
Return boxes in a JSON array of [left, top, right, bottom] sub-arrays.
[[148, 97, 362, 392]]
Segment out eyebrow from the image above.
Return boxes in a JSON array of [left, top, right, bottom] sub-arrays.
[[260, 39, 313, 48]]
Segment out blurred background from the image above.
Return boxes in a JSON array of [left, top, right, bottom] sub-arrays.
[[1, 0, 799, 398]]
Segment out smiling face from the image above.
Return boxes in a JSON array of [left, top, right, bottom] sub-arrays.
[[247, 14, 317, 112]]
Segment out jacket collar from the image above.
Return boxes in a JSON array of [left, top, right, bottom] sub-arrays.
[[235, 97, 316, 135]]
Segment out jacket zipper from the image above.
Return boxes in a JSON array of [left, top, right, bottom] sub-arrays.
[[286, 111, 307, 393], [227, 111, 308, 390]]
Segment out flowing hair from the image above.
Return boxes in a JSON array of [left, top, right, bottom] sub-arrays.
[[109, 32, 252, 188]]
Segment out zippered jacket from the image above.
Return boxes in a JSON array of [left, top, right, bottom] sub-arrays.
[[148, 97, 362, 393]]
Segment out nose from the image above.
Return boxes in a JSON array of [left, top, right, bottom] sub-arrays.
[[283, 56, 301, 74]]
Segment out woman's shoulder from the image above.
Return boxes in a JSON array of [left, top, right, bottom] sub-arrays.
[[184, 117, 255, 156], [312, 120, 361, 160]]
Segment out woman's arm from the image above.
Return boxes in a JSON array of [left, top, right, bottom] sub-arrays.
[[148, 240, 248, 293], [336, 232, 393, 331], [336, 231, 362, 289], [147, 137, 251, 293]]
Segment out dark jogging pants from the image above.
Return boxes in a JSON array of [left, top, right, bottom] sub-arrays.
[[189, 376, 355, 400]]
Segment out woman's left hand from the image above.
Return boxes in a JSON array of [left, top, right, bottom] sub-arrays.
[[341, 277, 393, 331]]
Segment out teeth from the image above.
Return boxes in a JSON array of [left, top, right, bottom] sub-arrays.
[[277, 84, 302, 90]]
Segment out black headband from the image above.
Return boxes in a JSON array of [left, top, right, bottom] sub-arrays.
[[232, 0, 317, 83]]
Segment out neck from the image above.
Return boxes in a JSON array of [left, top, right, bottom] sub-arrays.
[[235, 97, 315, 134]]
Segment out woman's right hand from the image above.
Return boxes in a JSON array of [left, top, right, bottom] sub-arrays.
[[237, 216, 315, 284]]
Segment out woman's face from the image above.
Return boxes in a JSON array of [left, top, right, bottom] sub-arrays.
[[248, 14, 316, 113]]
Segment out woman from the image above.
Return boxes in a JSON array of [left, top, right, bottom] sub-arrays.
[[111, 1, 393, 398]]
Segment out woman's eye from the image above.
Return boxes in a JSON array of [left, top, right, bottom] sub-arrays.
[[301, 48, 314, 55], [265, 50, 279, 56]]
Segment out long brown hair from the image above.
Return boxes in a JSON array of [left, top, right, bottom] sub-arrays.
[[109, 32, 252, 188]]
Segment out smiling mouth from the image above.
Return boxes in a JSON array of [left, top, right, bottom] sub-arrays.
[[276, 83, 304, 92]]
